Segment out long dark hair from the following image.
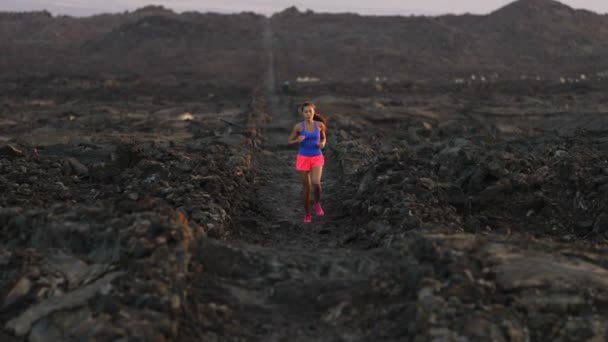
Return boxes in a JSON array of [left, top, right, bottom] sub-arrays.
[[299, 101, 327, 127]]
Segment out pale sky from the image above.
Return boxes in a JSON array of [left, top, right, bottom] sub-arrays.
[[1, 0, 608, 17]]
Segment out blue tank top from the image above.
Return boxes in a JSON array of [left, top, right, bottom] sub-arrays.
[[298, 121, 322, 157]]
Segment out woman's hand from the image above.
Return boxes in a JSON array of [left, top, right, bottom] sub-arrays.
[[317, 141, 326, 149], [288, 135, 306, 145]]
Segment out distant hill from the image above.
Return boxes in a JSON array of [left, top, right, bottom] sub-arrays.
[[1, 0, 608, 83], [271, 0, 608, 82], [0, 7, 266, 84]]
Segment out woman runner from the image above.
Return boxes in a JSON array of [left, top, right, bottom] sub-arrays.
[[287, 101, 327, 223]]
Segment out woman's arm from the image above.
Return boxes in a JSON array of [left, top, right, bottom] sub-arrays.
[[317, 122, 326, 149], [288, 123, 304, 146]]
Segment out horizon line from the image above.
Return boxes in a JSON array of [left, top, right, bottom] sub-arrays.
[[1, 1, 607, 19]]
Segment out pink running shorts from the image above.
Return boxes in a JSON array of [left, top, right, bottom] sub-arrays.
[[296, 154, 325, 171]]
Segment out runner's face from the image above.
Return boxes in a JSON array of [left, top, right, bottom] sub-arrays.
[[301, 106, 314, 121]]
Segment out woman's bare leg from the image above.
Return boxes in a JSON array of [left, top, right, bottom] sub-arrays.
[[299, 171, 312, 213], [311, 166, 323, 203]]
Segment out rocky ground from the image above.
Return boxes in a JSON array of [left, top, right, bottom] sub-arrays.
[[1, 19, 608, 342], [0, 79, 268, 341], [173, 81, 608, 341]]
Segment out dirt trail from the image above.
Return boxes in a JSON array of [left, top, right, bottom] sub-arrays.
[[177, 19, 418, 341], [229, 18, 344, 247]]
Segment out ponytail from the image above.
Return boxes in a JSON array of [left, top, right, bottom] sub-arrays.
[[313, 112, 326, 126]]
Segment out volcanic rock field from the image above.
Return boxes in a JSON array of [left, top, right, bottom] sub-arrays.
[[1, 1, 608, 341]]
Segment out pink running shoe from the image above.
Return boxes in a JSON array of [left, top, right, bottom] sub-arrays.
[[303, 213, 312, 223], [313, 203, 325, 216]]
